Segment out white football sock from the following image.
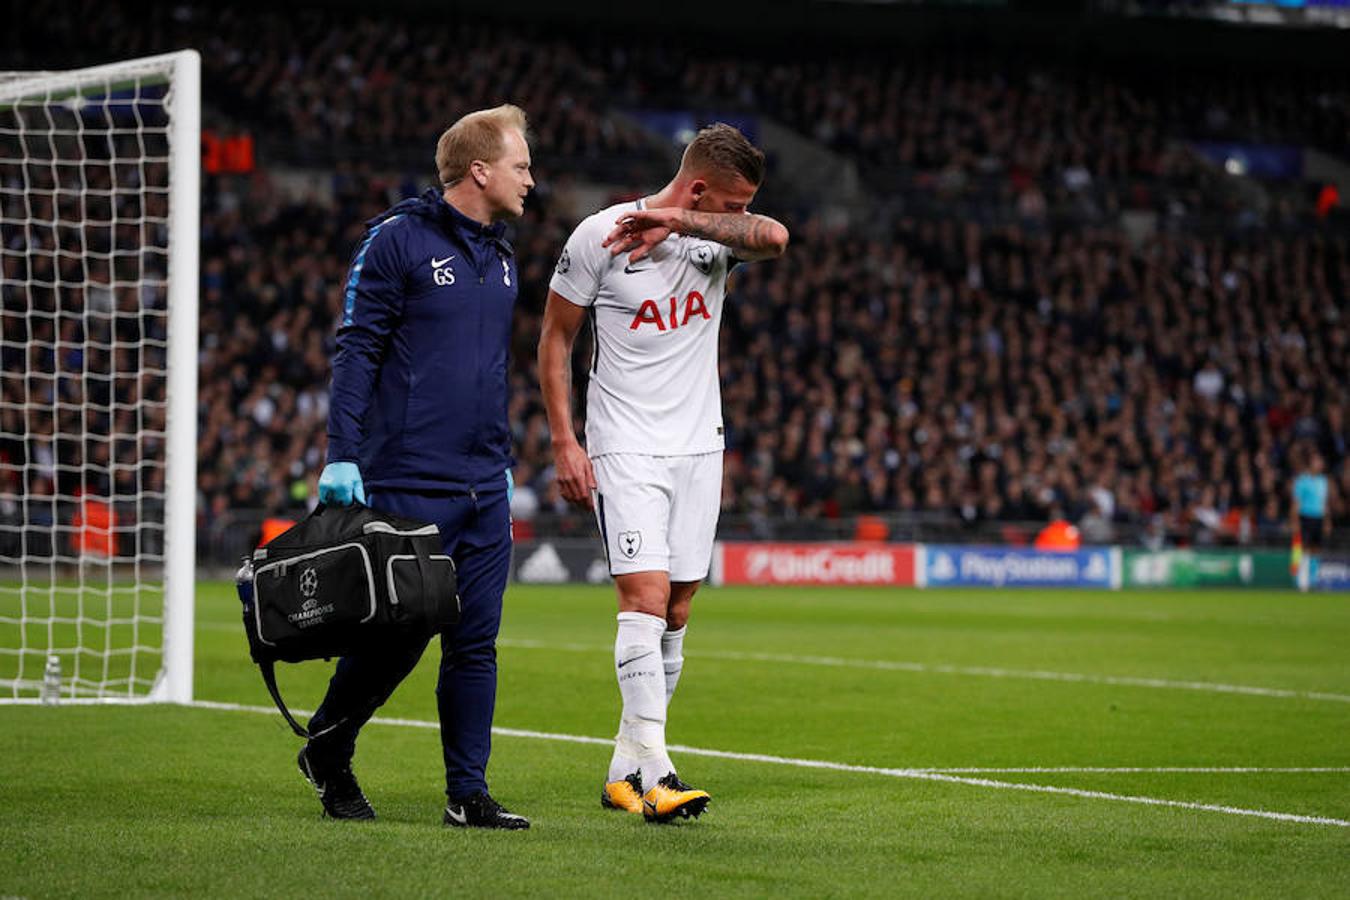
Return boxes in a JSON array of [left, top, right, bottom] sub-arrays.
[[661, 624, 686, 707], [609, 611, 674, 787]]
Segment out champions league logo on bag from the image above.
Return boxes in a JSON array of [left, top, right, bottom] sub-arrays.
[[288, 566, 333, 626], [300, 567, 318, 599], [288, 599, 335, 627]]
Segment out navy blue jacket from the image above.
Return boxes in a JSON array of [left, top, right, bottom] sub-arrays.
[[327, 189, 517, 493]]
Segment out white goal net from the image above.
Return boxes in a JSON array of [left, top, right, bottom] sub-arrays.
[[0, 51, 199, 703]]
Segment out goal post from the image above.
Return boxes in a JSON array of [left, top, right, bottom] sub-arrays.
[[0, 51, 200, 704], [161, 50, 200, 704]]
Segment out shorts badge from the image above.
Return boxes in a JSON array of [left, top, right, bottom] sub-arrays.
[[618, 531, 643, 559]]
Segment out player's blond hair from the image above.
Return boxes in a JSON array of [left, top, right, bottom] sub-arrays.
[[679, 123, 765, 186], [435, 104, 530, 186]]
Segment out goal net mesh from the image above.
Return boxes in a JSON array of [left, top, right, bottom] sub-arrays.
[[0, 56, 192, 700]]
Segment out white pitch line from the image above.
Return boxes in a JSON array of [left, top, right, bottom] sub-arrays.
[[497, 638, 1350, 705], [915, 767, 1350, 774], [185, 699, 1349, 828], [196, 625, 1350, 704]]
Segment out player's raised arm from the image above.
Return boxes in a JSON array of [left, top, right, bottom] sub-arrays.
[[604, 207, 789, 263], [538, 288, 597, 510]]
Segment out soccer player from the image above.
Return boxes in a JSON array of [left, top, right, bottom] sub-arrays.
[[1291, 450, 1333, 591], [538, 124, 789, 822], [299, 105, 533, 829]]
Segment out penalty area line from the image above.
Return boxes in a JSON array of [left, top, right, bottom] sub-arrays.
[[186, 699, 1350, 828]]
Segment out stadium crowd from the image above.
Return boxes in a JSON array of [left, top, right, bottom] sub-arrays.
[[4, 1, 664, 183], [9, 2, 1348, 218], [609, 46, 1350, 179], [182, 168, 1350, 547], [4, 0, 1347, 551], [0, 100, 172, 560], [711, 218, 1349, 545]]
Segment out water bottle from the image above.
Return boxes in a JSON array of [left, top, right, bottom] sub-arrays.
[[41, 655, 61, 705], [235, 556, 255, 615], [236, 556, 257, 657]]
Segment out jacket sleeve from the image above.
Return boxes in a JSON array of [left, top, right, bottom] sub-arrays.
[[326, 218, 407, 463]]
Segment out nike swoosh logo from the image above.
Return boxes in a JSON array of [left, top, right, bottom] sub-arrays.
[[445, 805, 467, 825], [623, 262, 648, 274], [431, 256, 455, 268], [617, 650, 655, 669]]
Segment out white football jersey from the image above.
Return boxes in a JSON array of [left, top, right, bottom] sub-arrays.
[[550, 199, 735, 457]]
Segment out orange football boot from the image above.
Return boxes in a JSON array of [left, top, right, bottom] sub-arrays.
[[641, 773, 710, 823]]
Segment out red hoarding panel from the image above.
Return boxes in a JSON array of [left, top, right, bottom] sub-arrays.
[[719, 543, 916, 586]]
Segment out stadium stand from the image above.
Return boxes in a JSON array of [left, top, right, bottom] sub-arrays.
[[2, 0, 1346, 560]]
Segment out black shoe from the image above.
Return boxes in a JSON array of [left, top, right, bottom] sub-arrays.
[[297, 746, 376, 820], [444, 791, 530, 830]]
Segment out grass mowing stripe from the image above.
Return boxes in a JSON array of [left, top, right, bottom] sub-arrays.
[[192, 624, 1350, 702], [495, 638, 1350, 704], [2, 696, 157, 706], [45, 702, 1350, 774], [198, 616, 1350, 703], [186, 699, 1350, 829]]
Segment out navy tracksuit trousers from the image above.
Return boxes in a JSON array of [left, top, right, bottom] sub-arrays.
[[306, 487, 511, 801]]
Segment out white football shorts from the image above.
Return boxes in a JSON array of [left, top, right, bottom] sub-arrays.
[[591, 451, 723, 581]]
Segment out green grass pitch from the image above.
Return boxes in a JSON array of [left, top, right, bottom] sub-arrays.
[[2, 583, 1348, 898]]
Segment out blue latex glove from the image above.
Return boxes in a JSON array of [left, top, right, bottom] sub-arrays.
[[318, 461, 366, 506], [505, 468, 515, 503]]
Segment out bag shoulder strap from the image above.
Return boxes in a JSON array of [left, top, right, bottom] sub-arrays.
[[260, 659, 312, 739]]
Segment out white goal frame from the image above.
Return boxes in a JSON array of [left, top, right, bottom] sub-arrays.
[[0, 50, 199, 704]]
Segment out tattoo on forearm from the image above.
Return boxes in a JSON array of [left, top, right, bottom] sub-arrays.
[[679, 210, 780, 253]]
